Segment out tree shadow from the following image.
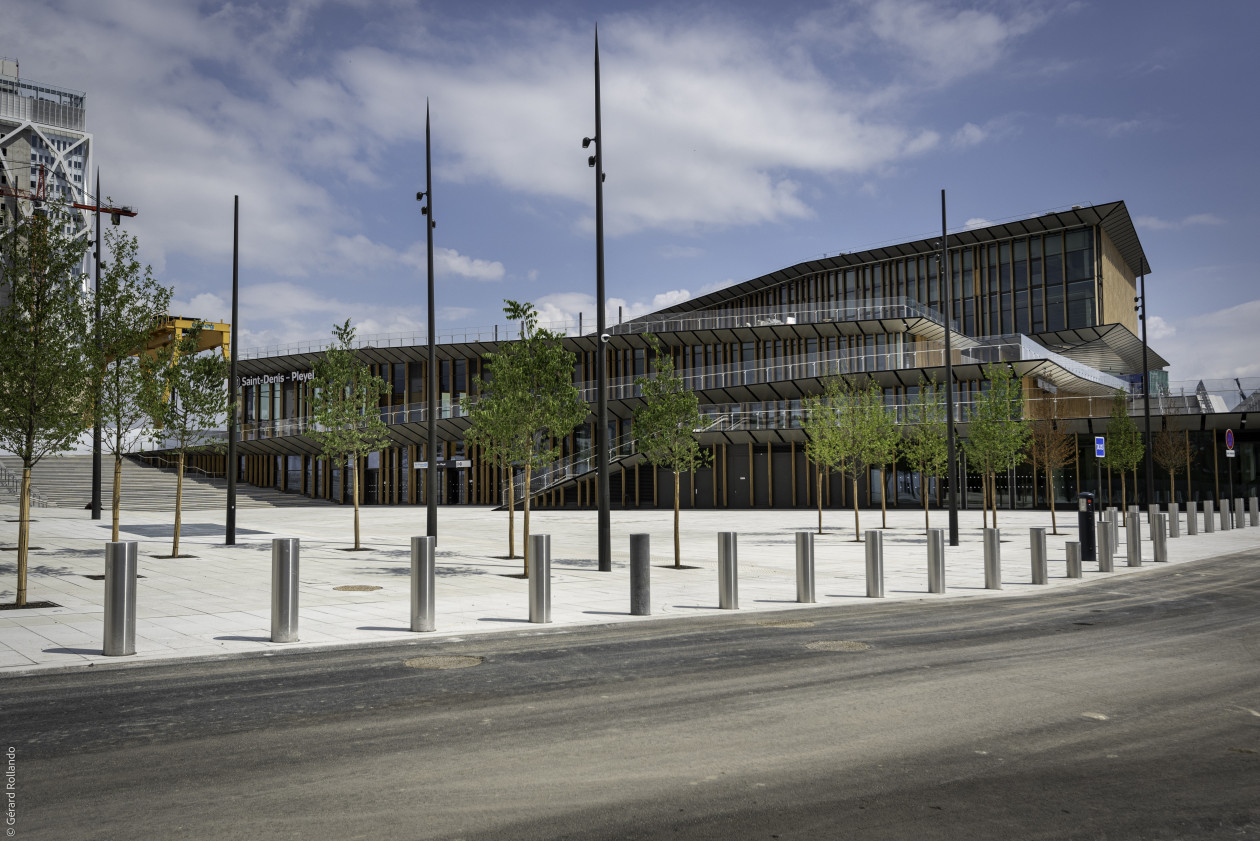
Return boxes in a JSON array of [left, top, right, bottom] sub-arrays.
[[213, 635, 270, 642], [43, 646, 100, 655]]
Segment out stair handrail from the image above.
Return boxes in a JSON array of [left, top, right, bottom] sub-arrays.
[[0, 462, 50, 508], [128, 452, 225, 481]]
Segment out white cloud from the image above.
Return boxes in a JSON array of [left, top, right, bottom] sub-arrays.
[[1146, 315, 1175, 342], [433, 247, 505, 281], [1153, 299, 1260, 382], [1135, 213, 1227, 231], [1056, 114, 1147, 138], [964, 217, 992, 229]]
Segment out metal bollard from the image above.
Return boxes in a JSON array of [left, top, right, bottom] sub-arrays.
[[1220, 502, 1231, 532], [271, 537, 299, 643], [1187, 502, 1199, 536], [1148, 503, 1158, 526], [1204, 500, 1215, 533], [1126, 513, 1142, 567], [795, 532, 815, 604], [103, 541, 138, 656], [1097, 522, 1114, 572], [630, 533, 651, 616], [927, 529, 945, 594], [411, 536, 436, 632], [1235, 498, 1245, 529], [983, 528, 1002, 590], [1148, 509, 1164, 542], [1030, 527, 1048, 585], [718, 532, 738, 609], [1251, 497, 1259, 528], [1108, 508, 1121, 554], [1066, 542, 1083, 579], [529, 533, 551, 623], [865, 530, 884, 598], [1153, 513, 1168, 563], [1168, 503, 1180, 538]]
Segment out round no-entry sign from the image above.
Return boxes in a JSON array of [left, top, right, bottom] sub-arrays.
[[1225, 429, 1235, 450]]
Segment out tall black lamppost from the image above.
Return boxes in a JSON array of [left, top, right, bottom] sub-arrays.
[[227, 196, 239, 545], [940, 190, 960, 546], [416, 101, 438, 539], [584, 27, 611, 572], [91, 171, 102, 520], [1137, 274, 1154, 506]]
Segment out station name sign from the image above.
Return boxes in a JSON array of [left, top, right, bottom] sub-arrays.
[[239, 371, 314, 387]]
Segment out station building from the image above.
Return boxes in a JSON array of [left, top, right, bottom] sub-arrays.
[[207, 200, 1256, 511]]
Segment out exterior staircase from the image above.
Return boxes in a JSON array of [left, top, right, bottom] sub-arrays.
[[0, 454, 331, 511]]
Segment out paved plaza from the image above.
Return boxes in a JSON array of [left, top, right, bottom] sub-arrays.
[[1, 500, 1257, 675]]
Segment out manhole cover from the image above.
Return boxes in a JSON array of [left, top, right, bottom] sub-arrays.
[[333, 585, 382, 592], [403, 655, 483, 670], [806, 640, 871, 652], [757, 619, 816, 628]]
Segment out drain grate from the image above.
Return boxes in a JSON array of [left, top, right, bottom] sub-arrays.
[[333, 585, 382, 592], [806, 640, 871, 652], [757, 619, 815, 628], [403, 655, 483, 670]]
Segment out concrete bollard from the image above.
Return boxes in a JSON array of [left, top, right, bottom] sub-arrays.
[[1251, 497, 1259, 528], [718, 532, 738, 609], [1097, 522, 1114, 572], [865, 530, 884, 598], [983, 528, 1002, 590], [1030, 527, 1048, 585], [795, 532, 815, 604], [103, 541, 138, 656], [271, 537, 299, 643], [1066, 542, 1083, 579], [1168, 503, 1180, 538], [1187, 502, 1199, 536], [1235, 498, 1245, 529], [630, 533, 651, 616], [1153, 514, 1168, 563], [411, 536, 436, 632], [1126, 513, 1142, 567], [529, 533, 551, 623], [1204, 500, 1215, 533], [927, 529, 945, 594]]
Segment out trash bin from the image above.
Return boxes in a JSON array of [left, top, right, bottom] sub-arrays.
[[1077, 492, 1096, 564]]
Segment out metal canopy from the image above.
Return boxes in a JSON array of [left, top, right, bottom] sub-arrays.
[[1030, 323, 1169, 375]]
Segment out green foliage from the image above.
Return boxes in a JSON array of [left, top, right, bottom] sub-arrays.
[[1101, 389, 1143, 474], [964, 363, 1030, 521], [902, 377, 948, 528], [802, 375, 887, 538], [308, 319, 391, 549], [0, 202, 92, 604], [634, 336, 709, 477], [466, 300, 586, 572], [634, 335, 711, 566], [93, 224, 173, 539]]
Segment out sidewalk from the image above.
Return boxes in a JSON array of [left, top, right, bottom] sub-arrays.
[[2, 502, 1256, 675]]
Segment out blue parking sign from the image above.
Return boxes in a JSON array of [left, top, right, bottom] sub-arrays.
[[1095, 436, 1105, 458]]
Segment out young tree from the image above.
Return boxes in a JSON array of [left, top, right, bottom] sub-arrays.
[[633, 335, 710, 567], [801, 390, 842, 535], [820, 375, 881, 541], [140, 326, 230, 557], [0, 203, 91, 606], [1101, 389, 1143, 509], [901, 377, 947, 533], [1027, 399, 1076, 534], [964, 364, 1029, 529], [1153, 425, 1192, 505], [94, 224, 173, 541], [466, 301, 585, 575], [308, 320, 391, 551], [865, 384, 899, 529]]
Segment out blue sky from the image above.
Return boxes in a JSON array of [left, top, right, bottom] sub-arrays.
[[8, 0, 1258, 383]]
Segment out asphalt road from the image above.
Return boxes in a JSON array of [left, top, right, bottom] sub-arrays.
[[3, 551, 1259, 840]]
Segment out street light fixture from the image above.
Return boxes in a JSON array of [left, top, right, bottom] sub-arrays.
[[417, 101, 438, 540], [1136, 277, 1154, 506], [587, 27, 611, 572], [940, 190, 960, 546]]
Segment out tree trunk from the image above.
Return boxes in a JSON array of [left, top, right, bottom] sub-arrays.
[[673, 470, 681, 568], [817, 470, 824, 535], [17, 468, 31, 606], [112, 455, 122, 542], [879, 466, 887, 529], [172, 451, 185, 556], [352, 458, 361, 550], [1132, 468, 1138, 506], [1048, 468, 1058, 534], [522, 463, 532, 577], [1170, 472, 1175, 506], [1032, 459, 1038, 507], [982, 469, 988, 530], [923, 469, 930, 533], [1120, 470, 1127, 510], [852, 475, 861, 541], [506, 464, 516, 560]]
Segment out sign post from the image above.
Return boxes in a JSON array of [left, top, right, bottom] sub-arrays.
[[1225, 429, 1235, 512]]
